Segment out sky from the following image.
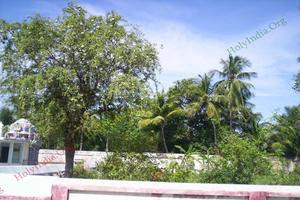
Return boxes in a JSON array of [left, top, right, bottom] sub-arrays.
[[0, 0, 299, 120]]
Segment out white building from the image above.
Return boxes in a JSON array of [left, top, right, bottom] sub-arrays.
[[0, 119, 39, 165]]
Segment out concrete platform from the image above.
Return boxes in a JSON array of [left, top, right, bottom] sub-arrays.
[[1, 174, 300, 200], [0, 164, 65, 175], [0, 174, 57, 199]]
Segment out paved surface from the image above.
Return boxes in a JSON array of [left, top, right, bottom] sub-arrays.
[[0, 174, 300, 199], [0, 164, 65, 175], [0, 174, 58, 198]]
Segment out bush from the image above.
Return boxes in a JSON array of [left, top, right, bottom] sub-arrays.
[[198, 135, 271, 184], [73, 162, 98, 179], [162, 153, 198, 182], [96, 152, 161, 181], [254, 165, 300, 185], [73, 137, 300, 185]]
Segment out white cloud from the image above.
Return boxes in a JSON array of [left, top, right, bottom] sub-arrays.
[[141, 13, 300, 97], [80, 3, 105, 16], [141, 21, 228, 88]]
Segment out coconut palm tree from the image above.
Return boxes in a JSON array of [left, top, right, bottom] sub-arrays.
[[186, 73, 222, 145], [293, 57, 300, 92], [138, 92, 185, 153], [211, 55, 257, 130], [266, 105, 300, 159]]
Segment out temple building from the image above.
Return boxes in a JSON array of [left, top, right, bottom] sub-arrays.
[[0, 119, 39, 165]]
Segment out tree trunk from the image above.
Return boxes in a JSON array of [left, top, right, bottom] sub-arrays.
[[294, 152, 299, 162], [229, 111, 233, 131], [212, 121, 217, 145], [79, 132, 83, 151], [105, 135, 109, 153], [64, 135, 75, 178], [161, 125, 168, 153]]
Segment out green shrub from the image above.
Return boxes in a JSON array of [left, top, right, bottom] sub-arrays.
[[73, 138, 300, 185], [73, 162, 98, 179], [254, 165, 300, 185], [162, 154, 197, 182], [96, 152, 161, 181], [161, 145, 211, 183], [198, 135, 271, 184]]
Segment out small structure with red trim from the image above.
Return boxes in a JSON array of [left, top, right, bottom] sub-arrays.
[[0, 119, 39, 165]]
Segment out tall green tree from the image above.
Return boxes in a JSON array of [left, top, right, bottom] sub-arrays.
[[211, 55, 257, 130], [266, 105, 300, 159], [168, 77, 220, 148], [294, 57, 300, 92], [139, 92, 185, 153], [186, 74, 221, 145], [82, 109, 157, 153], [0, 4, 159, 177], [236, 107, 262, 134], [295, 73, 300, 92]]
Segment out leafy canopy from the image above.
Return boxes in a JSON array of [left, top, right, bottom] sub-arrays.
[[0, 3, 159, 176]]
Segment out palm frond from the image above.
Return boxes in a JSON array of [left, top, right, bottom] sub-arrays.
[[237, 72, 257, 80], [186, 102, 201, 117], [214, 94, 228, 104], [209, 69, 226, 79], [166, 108, 185, 119], [151, 116, 165, 125], [138, 119, 153, 129], [207, 102, 219, 120]]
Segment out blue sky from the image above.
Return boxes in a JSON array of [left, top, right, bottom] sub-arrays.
[[0, 0, 299, 120]]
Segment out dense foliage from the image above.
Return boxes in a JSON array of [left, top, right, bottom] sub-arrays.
[[263, 105, 300, 159], [0, 107, 15, 126], [199, 134, 270, 184], [0, 3, 159, 177], [96, 153, 160, 181], [73, 138, 300, 184]]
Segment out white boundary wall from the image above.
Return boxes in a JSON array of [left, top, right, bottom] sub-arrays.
[[39, 149, 298, 171]]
